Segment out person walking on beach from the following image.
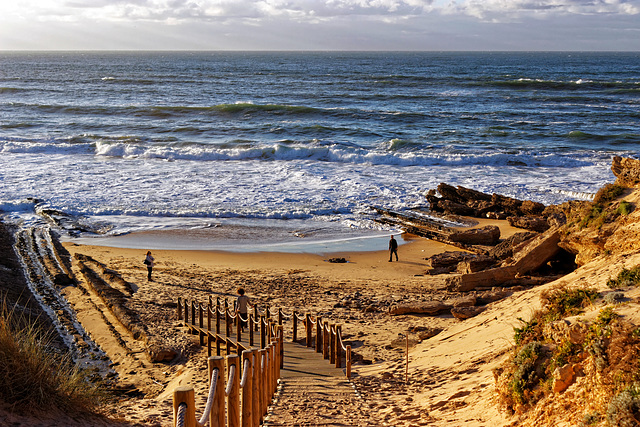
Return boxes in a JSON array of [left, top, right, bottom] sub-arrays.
[[144, 251, 155, 281], [235, 288, 250, 332], [389, 235, 398, 262]]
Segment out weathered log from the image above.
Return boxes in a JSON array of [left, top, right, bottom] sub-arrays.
[[389, 301, 450, 316]]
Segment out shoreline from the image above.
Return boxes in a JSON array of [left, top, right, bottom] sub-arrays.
[[61, 217, 522, 282]]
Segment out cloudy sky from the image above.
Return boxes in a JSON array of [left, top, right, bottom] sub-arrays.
[[1, 0, 639, 51]]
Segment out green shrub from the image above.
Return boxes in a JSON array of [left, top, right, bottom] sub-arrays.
[[579, 411, 601, 426], [594, 184, 625, 205], [514, 317, 540, 346], [617, 200, 634, 216], [540, 285, 599, 321], [509, 341, 543, 404], [607, 384, 640, 427], [607, 266, 640, 289], [0, 300, 106, 413]]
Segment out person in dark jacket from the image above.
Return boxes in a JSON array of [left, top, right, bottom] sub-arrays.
[[389, 235, 398, 262], [144, 251, 155, 281]]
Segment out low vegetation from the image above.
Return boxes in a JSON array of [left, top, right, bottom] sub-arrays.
[[606, 265, 640, 289], [496, 281, 640, 425], [0, 299, 106, 414], [566, 183, 632, 230]]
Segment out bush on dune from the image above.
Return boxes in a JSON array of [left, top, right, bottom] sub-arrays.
[[0, 299, 106, 414]]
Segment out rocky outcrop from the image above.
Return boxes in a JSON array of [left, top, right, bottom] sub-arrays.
[[446, 227, 562, 291], [507, 216, 550, 232], [427, 183, 545, 219], [448, 225, 500, 246], [611, 156, 640, 187]]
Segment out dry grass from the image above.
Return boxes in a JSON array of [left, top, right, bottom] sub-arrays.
[[0, 298, 107, 415]]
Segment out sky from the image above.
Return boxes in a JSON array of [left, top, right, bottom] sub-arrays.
[[0, 0, 639, 51]]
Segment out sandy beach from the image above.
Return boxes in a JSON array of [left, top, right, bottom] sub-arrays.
[[33, 218, 527, 426]]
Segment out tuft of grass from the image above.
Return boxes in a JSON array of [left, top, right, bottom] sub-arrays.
[[607, 266, 640, 289], [617, 200, 634, 216], [0, 299, 106, 414], [593, 184, 625, 205], [514, 317, 540, 346], [540, 285, 599, 322]]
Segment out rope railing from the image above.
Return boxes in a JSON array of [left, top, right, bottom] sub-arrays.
[[291, 310, 353, 379], [174, 295, 351, 426], [173, 338, 283, 426]]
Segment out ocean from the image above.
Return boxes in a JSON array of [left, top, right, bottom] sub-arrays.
[[1, 51, 638, 251]]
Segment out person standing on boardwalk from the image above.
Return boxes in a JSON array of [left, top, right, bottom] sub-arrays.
[[235, 288, 250, 332], [389, 235, 398, 262], [144, 251, 155, 281]]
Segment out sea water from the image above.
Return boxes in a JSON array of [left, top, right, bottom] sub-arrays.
[[1, 51, 638, 251]]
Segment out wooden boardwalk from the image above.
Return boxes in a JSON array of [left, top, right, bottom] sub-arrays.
[[263, 342, 377, 426]]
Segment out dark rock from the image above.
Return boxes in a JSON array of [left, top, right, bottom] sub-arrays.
[[437, 199, 476, 216], [451, 306, 486, 320], [445, 295, 477, 307], [456, 254, 496, 273], [389, 301, 450, 316], [507, 215, 550, 232], [448, 225, 500, 246], [488, 231, 538, 260], [427, 251, 476, 269]]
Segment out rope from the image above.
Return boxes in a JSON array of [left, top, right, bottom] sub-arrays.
[[337, 328, 347, 351], [196, 368, 219, 427], [176, 402, 188, 427], [225, 364, 236, 396], [240, 358, 251, 388]]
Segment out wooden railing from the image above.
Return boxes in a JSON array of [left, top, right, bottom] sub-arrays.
[[292, 311, 353, 379], [173, 296, 353, 426]]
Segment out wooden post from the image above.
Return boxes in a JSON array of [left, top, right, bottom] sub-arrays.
[[191, 301, 196, 331], [330, 324, 336, 364], [346, 345, 352, 379], [241, 350, 253, 427], [226, 307, 232, 337], [260, 316, 266, 349], [278, 325, 284, 371], [335, 324, 342, 368], [263, 348, 271, 412], [199, 304, 204, 346], [315, 317, 322, 352], [177, 297, 182, 321], [216, 334, 221, 356], [258, 348, 267, 422], [278, 308, 283, 325], [209, 356, 225, 427], [227, 354, 240, 427], [323, 321, 329, 359], [184, 299, 189, 324], [251, 348, 260, 427], [292, 311, 298, 342], [216, 298, 221, 334], [269, 344, 277, 398], [207, 306, 212, 357], [226, 338, 233, 355], [173, 386, 196, 427], [237, 311, 243, 342], [249, 313, 255, 347], [305, 313, 312, 347]]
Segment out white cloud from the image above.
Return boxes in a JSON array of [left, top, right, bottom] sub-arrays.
[[0, 0, 638, 50]]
